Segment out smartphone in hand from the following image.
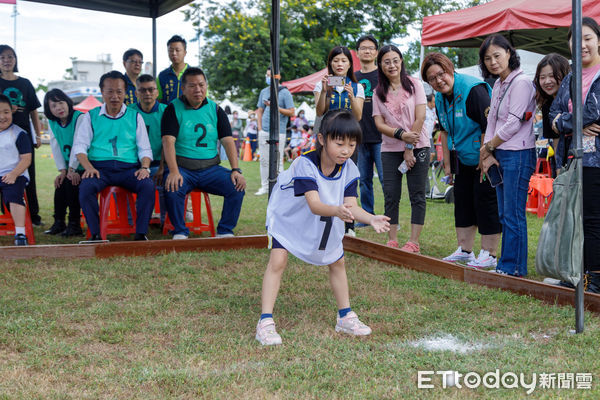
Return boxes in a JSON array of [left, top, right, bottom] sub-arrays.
[[327, 76, 345, 87], [486, 164, 503, 187]]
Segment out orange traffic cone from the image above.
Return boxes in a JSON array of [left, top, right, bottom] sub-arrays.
[[242, 137, 253, 161]]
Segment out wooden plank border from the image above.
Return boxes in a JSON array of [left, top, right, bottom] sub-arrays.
[[342, 236, 600, 313], [1, 235, 598, 314]]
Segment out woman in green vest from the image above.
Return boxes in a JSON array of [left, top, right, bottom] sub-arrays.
[[43, 89, 85, 237], [421, 52, 501, 268]]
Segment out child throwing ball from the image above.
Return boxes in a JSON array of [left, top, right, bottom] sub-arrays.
[[256, 109, 390, 345]]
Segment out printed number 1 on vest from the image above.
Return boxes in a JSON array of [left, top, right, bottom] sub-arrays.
[[109, 136, 118, 156]]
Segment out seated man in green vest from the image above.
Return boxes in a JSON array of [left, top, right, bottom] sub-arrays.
[[73, 70, 155, 241], [162, 67, 246, 239], [129, 74, 167, 224]]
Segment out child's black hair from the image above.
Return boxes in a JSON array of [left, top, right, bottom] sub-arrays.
[[43, 89, 75, 123], [316, 109, 362, 153], [0, 93, 11, 107]]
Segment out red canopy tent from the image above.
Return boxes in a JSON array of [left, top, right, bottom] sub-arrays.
[[74, 95, 103, 112], [422, 0, 600, 56], [282, 50, 362, 94]]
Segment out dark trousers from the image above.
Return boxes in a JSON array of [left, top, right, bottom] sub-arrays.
[[381, 148, 429, 225], [583, 167, 600, 270], [25, 146, 41, 224], [79, 160, 155, 236], [53, 177, 81, 225]]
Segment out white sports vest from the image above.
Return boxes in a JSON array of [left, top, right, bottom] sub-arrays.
[[0, 125, 29, 180], [266, 154, 359, 265]]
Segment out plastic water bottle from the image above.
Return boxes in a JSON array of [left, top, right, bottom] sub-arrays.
[[398, 161, 409, 174]]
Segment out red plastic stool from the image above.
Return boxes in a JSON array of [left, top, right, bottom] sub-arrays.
[[163, 189, 215, 237], [535, 158, 551, 178], [526, 175, 541, 215], [150, 189, 161, 226], [87, 186, 137, 240], [0, 193, 35, 244]]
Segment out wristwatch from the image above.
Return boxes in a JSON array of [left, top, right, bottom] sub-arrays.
[[142, 167, 151, 173], [405, 143, 415, 150], [231, 168, 242, 174], [485, 142, 495, 152]]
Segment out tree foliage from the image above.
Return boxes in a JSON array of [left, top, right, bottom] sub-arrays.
[[184, 0, 489, 107]]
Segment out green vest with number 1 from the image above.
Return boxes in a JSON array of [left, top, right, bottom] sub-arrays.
[[87, 106, 139, 164], [173, 97, 219, 160]]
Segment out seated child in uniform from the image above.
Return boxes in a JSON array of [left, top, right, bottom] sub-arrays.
[[256, 109, 390, 345], [284, 125, 303, 160], [0, 94, 33, 245]]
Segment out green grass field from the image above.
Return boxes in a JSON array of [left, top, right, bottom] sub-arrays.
[[0, 145, 598, 399]]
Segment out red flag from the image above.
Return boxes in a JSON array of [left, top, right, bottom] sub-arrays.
[[0, 0, 16, 4]]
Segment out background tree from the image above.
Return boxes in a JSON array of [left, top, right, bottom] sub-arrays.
[[184, 0, 490, 107]]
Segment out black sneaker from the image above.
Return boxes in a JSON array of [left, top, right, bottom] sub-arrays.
[[14, 233, 28, 246], [134, 233, 148, 241], [586, 272, 600, 294], [44, 221, 66, 235], [31, 217, 44, 227], [62, 224, 84, 237]]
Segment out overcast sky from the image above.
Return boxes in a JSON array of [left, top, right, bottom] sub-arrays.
[[0, 1, 200, 86]]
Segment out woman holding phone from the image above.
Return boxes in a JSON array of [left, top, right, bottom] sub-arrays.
[[314, 46, 364, 121], [478, 35, 536, 277], [549, 17, 600, 293], [421, 52, 501, 268], [372, 45, 429, 253]]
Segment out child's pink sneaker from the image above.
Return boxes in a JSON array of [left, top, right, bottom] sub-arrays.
[[256, 318, 282, 346], [400, 241, 420, 254], [386, 240, 399, 248], [335, 311, 372, 336]]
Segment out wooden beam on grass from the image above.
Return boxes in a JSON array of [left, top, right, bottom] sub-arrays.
[[343, 236, 600, 313]]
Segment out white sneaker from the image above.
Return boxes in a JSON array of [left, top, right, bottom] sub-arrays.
[[216, 233, 234, 238], [172, 234, 188, 240], [543, 277, 562, 285], [254, 187, 268, 196], [256, 318, 282, 345], [467, 250, 497, 269], [345, 229, 356, 237], [335, 311, 371, 336], [443, 246, 475, 263]]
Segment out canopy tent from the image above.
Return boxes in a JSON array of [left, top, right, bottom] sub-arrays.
[[22, 0, 194, 75], [74, 95, 103, 112], [282, 50, 362, 94], [421, 0, 600, 56]]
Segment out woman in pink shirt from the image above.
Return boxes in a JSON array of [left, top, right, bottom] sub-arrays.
[[373, 45, 429, 253], [478, 34, 537, 277]]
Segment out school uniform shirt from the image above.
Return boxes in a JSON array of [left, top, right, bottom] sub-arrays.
[[372, 76, 429, 152], [266, 150, 359, 266], [70, 104, 152, 168], [0, 124, 31, 180]]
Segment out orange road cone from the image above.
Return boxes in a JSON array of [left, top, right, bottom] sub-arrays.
[[242, 137, 253, 161]]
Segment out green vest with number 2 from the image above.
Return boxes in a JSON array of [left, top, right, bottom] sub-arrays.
[[87, 106, 139, 164], [173, 98, 219, 160]]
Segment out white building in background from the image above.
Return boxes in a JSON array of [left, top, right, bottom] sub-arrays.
[[47, 54, 113, 103]]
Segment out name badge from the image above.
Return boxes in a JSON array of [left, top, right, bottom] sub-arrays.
[[454, 108, 464, 118]]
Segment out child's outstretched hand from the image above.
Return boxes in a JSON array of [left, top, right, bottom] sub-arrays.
[[336, 204, 354, 223], [370, 215, 391, 233]]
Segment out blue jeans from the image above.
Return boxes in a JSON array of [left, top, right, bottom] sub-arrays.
[[163, 165, 245, 236], [494, 149, 535, 276], [357, 142, 384, 214]]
